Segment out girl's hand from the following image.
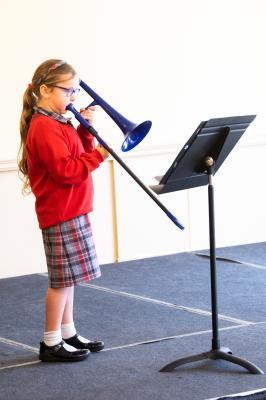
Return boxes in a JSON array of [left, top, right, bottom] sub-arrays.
[[80, 106, 96, 125], [96, 143, 110, 161]]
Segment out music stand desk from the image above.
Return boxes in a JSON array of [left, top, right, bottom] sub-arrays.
[[150, 115, 263, 374]]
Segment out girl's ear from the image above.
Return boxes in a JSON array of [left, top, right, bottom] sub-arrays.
[[39, 84, 51, 98]]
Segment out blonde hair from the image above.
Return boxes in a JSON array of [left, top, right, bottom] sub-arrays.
[[18, 59, 77, 194]]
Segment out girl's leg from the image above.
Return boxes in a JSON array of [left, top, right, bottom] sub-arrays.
[[61, 286, 77, 339], [45, 287, 70, 332], [62, 286, 74, 324]]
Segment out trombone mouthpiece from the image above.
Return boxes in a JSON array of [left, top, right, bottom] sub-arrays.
[[66, 103, 74, 111]]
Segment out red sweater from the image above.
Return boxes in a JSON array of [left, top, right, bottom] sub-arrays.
[[26, 114, 103, 229]]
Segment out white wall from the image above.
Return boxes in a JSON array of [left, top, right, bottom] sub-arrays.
[[0, 0, 265, 279]]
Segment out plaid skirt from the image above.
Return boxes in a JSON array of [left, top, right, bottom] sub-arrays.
[[42, 214, 101, 288]]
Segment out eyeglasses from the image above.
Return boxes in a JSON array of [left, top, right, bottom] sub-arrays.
[[51, 85, 80, 97]]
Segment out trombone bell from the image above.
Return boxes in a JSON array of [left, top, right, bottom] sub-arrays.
[[121, 120, 152, 151]]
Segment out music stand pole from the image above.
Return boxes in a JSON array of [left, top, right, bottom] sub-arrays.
[[160, 156, 263, 374], [206, 157, 220, 351]]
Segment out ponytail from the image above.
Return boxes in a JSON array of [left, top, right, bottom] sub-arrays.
[[18, 85, 36, 194]]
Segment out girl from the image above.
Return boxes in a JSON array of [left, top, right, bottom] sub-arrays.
[[18, 59, 109, 362]]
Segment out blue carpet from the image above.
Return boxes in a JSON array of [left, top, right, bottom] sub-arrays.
[[97, 250, 266, 322], [0, 242, 265, 400], [197, 242, 266, 267], [0, 274, 232, 350], [0, 324, 266, 400]]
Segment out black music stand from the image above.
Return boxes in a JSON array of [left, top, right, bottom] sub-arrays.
[[150, 115, 264, 374]]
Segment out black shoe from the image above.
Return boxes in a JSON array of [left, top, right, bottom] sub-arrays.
[[64, 334, 104, 353], [39, 341, 89, 362]]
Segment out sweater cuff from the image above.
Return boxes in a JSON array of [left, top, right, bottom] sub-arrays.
[[77, 123, 90, 136], [93, 148, 104, 163]]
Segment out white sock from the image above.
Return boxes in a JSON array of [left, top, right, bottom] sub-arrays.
[[44, 330, 62, 347], [44, 329, 77, 351], [61, 322, 77, 339], [62, 342, 79, 352], [77, 335, 89, 344], [61, 322, 90, 344]]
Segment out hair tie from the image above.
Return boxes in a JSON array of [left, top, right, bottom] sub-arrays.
[[48, 61, 66, 71], [28, 83, 32, 90]]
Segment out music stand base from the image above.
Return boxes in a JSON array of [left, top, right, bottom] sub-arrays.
[[160, 347, 264, 374]]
